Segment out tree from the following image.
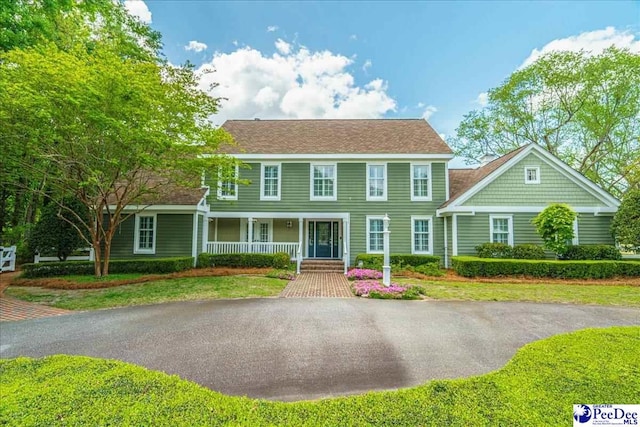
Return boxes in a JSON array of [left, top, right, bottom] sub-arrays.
[[454, 47, 640, 198], [28, 199, 89, 261], [611, 189, 640, 252], [532, 204, 577, 257], [0, 44, 235, 276]]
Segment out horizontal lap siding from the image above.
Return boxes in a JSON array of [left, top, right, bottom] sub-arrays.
[[207, 162, 447, 265], [110, 214, 193, 258], [577, 215, 615, 245], [197, 215, 203, 255]]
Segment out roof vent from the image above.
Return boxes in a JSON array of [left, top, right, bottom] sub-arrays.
[[479, 153, 498, 167]]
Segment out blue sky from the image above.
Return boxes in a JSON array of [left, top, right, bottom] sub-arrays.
[[125, 1, 639, 143]]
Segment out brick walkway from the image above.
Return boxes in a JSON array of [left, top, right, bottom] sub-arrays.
[[279, 273, 353, 298], [0, 296, 71, 322]]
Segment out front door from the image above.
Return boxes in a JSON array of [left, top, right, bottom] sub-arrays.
[[307, 220, 341, 258], [315, 221, 332, 257]]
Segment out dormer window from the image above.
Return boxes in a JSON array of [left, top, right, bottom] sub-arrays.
[[524, 166, 540, 184]]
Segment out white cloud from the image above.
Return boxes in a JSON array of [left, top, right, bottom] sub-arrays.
[[267, 25, 279, 32], [416, 102, 425, 108], [521, 26, 640, 68], [275, 39, 291, 55], [362, 59, 372, 73], [196, 45, 396, 124], [421, 105, 438, 120], [123, 0, 152, 24], [475, 92, 488, 107], [185, 40, 208, 52], [349, 34, 358, 41]]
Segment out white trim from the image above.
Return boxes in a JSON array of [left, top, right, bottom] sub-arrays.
[[410, 162, 432, 201], [217, 165, 239, 201], [260, 162, 282, 201], [452, 214, 458, 256], [524, 166, 540, 184], [231, 153, 454, 161], [191, 213, 199, 264], [443, 216, 448, 267], [134, 213, 157, 254], [411, 215, 434, 255], [446, 144, 619, 208], [445, 162, 450, 201], [489, 215, 514, 246], [202, 214, 209, 253], [438, 205, 618, 215], [310, 162, 338, 201], [572, 217, 579, 245], [209, 211, 350, 220], [366, 162, 387, 201], [366, 215, 385, 254], [111, 205, 201, 212]]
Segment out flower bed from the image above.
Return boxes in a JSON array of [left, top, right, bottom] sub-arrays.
[[352, 280, 424, 300], [346, 268, 383, 280]]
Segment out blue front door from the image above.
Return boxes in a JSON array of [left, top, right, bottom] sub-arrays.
[[307, 221, 340, 258], [315, 222, 332, 258]]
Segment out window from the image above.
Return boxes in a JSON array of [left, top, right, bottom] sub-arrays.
[[134, 214, 156, 254], [411, 216, 433, 254], [367, 216, 384, 253], [490, 215, 513, 246], [524, 166, 540, 184], [260, 163, 281, 201], [241, 219, 272, 242], [310, 163, 337, 201], [366, 163, 387, 201], [218, 166, 238, 200], [411, 163, 432, 201]]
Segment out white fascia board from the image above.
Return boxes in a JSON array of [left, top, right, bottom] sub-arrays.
[[110, 205, 199, 212], [230, 153, 455, 161], [208, 211, 350, 220], [438, 206, 618, 214]]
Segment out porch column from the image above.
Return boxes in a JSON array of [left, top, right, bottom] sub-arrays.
[[248, 217, 254, 253]]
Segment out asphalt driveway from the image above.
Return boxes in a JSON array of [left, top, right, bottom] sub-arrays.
[[0, 299, 638, 401]]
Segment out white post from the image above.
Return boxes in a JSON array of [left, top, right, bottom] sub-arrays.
[[383, 213, 391, 287]]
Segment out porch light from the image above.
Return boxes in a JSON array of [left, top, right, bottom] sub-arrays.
[[286, 220, 293, 228]]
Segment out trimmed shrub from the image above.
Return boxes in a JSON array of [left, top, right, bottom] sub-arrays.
[[196, 252, 290, 269], [562, 245, 622, 261], [475, 242, 513, 259], [355, 254, 440, 269], [22, 257, 194, 278], [410, 263, 445, 277], [512, 244, 546, 260], [452, 256, 640, 279]]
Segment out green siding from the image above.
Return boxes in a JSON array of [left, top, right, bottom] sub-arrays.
[[463, 152, 603, 207], [196, 214, 204, 255], [577, 215, 614, 245], [273, 219, 300, 242], [207, 162, 448, 264], [213, 218, 240, 241], [110, 214, 194, 259]]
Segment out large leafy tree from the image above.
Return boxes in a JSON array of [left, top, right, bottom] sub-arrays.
[[611, 189, 640, 253], [532, 204, 577, 257], [454, 47, 640, 198]]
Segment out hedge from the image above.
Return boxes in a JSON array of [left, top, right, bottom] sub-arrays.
[[476, 243, 546, 260], [562, 245, 622, 260], [452, 256, 640, 279], [196, 252, 290, 269], [21, 257, 194, 278], [355, 253, 441, 269]]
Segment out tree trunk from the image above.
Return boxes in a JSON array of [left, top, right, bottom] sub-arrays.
[[93, 241, 102, 277], [102, 239, 111, 276]]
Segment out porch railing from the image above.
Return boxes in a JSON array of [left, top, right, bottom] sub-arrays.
[[206, 241, 299, 260]]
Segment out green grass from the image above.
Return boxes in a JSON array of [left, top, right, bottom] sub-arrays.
[[1, 326, 638, 426], [395, 279, 640, 306], [5, 276, 287, 310]]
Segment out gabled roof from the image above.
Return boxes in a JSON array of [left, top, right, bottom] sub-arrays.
[[440, 144, 619, 211], [221, 119, 453, 155]]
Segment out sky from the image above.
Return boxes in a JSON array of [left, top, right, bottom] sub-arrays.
[[123, 0, 640, 162]]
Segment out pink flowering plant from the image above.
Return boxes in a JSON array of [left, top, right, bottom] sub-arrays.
[[352, 280, 426, 300], [346, 268, 383, 281]]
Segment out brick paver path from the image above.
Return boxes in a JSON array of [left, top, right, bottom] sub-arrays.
[[0, 296, 71, 322], [279, 273, 353, 298]]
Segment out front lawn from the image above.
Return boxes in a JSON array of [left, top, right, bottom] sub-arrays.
[[5, 276, 287, 310], [1, 327, 638, 425], [395, 279, 640, 307]]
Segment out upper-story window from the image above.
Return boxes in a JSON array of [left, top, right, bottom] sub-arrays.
[[218, 165, 238, 200], [260, 163, 281, 201], [134, 214, 156, 254], [310, 163, 337, 201], [367, 163, 387, 201], [524, 166, 540, 184], [411, 163, 432, 201]]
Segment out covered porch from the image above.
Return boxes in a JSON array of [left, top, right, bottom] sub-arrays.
[[205, 212, 350, 274]]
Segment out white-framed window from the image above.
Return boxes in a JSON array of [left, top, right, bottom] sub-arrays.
[[134, 214, 156, 254], [260, 163, 281, 201], [411, 163, 432, 201], [218, 165, 239, 200], [310, 163, 337, 201], [572, 217, 579, 245], [366, 216, 385, 254], [411, 216, 433, 254], [240, 218, 273, 242], [366, 163, 387, 201], [524, 166, 540, 184], [489, 215, 513, 246]]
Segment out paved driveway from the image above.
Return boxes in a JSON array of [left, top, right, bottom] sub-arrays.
[[0, 299, 638, 401]]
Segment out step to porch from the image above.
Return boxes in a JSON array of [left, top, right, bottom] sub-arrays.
[[300, 259, 344, 273]]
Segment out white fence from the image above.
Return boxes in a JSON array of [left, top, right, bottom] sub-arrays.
[[1, 246, 17, 272], [206, 242, 299, 260], [34, 247, 95, 264]]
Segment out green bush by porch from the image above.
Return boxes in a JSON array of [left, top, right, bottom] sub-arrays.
[[1, 327, 638, 425], [196, 252, 290, 269], [452, 256, 640, 279], [21, 257, 194, 278], [355, 254, 441, 269]]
